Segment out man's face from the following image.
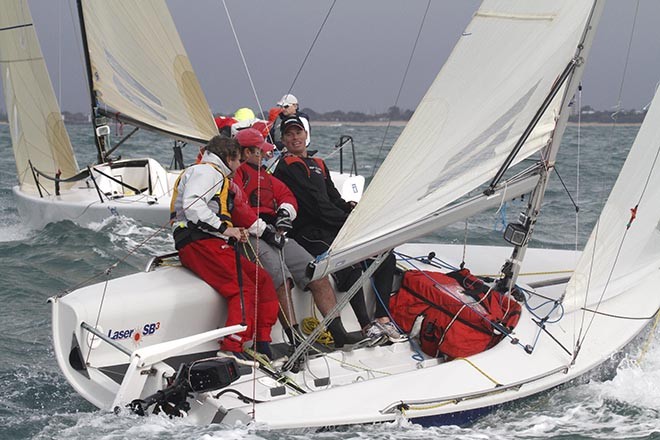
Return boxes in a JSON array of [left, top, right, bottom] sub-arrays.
[[281, 103, 297, 116], [242, 147, 262, 166], [227, 155, 241, 173], [282, 126, 307, 156]]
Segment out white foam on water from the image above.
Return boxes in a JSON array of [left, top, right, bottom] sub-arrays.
[[0, 211, 33, 242], [89, 215, 173, 257], [0, 221, 32, 242]]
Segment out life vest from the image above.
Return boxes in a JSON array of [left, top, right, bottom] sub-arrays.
[[214, 116, 237, 136], [235, 164, 278, 215], [282, 155, 327, 177], [169, 163, 234, 249], [389, 269, 522, 359]]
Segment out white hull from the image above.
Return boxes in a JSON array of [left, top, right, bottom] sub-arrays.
[[13, 185, 172, 229], [15, 160, 364, 229], [50, 243, 660, 428]]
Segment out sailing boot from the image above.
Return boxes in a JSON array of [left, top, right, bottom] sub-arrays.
[[284, 324, 303, 346], [327, 317, 367, 349], [282, 324, 306, 373], [254, 341, 273, 361]]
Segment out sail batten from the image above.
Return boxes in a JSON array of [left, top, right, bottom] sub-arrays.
[[81, 0, 218, 144], [314, 1, 596, 277], [475, 12, 556, 21]]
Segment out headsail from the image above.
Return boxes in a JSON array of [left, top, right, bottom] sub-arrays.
[[80, 0, 218, 144], [315, 1, 600, 277], [0, 0, 79, 192], [565, 85, 660, 312]]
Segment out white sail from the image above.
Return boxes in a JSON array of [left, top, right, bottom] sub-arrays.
[[316, 0, 598, 276], [0, 0, 78, 192], [81, 0, 217, 143], [565, 85, 660, 311]]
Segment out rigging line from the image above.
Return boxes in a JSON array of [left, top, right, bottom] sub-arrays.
[[220, 0, 265, 119], [370, 0, 431, 179], [612, 0, 641, 117], [581, 308, 659, 321], [574, 0, 642, 352], [461, 218, 468, 269], [552, 167, 578, 212], [285, 0, 337, 96], [577, 136, 660, 348], [84, 271, 113, 365], [56, 175, 220, 297], [576, 84, 582, 253], [58, 0, 62, 106]]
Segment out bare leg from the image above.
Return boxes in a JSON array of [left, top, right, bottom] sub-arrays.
[[308, 276, 365, 348], [307, 277, 336, 317]]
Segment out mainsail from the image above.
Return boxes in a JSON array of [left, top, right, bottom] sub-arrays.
[[565, 85, 660, 312], [0, 0, 79, 192], [80, 0, 218, 144], [315, 0, 601, 277]]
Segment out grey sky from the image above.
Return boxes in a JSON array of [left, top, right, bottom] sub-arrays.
[[4, 0, 660, 115]]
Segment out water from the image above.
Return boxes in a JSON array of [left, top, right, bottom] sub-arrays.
[[1, 122, 659, 439]]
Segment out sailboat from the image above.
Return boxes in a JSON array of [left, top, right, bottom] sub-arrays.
[[48, 0, 660, 429], [0, 0, 364, 229]]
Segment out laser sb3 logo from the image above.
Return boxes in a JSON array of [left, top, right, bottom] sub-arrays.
[[107, 321, 161, 342]]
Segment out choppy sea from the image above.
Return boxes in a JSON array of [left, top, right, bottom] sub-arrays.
[[1, 122, 659, 439]]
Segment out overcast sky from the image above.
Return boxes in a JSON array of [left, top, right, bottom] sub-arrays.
[[3, 0, 660, 115]]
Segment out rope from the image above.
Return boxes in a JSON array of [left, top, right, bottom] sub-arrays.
[[220, 0, 266, 120], [575, 83, 582, 253], [300, 316, 334, 346], [456, 357, 501, 386], [636, 310, 660, 364]]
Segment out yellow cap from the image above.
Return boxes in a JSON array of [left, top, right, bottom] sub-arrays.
[[234, 107, 255, 122]]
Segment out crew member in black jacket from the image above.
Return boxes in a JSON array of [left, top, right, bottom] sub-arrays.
[[274, 116, 405, 344]]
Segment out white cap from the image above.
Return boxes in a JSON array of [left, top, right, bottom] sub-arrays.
[[277, 94, 298, 107]]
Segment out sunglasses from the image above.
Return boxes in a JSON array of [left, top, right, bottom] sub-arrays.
[[281, 105, 291, 109]]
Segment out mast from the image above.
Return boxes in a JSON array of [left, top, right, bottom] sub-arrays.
[[496, 0, 606, 293], [76, 0, 107, 164]]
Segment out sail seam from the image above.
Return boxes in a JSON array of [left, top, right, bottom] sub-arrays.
[[0, 56, 44, 63], [0, 23, 33, 32]]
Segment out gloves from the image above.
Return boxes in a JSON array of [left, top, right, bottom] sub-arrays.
[[261, 224, 285, 250], [275, 208, 293, 233]]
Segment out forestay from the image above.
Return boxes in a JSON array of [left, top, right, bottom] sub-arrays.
[[565, 85, 660, 312], [316, 0, 598, 276], [0, 0, 78, 192], [81, 0, 218, 143]]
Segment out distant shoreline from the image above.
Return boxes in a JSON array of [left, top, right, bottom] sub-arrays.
[[0, 120, 641, 128], [314, 120, 408, 127], [313, 120, 641, 127]]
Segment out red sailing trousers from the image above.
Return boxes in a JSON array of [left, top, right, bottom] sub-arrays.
[[178, 238, 278, 352]]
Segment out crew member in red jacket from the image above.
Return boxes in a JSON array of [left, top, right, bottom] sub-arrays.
[[233, 128, 363, 350]]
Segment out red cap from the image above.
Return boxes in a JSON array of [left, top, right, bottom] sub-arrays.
[[235, 128, 275, 154]]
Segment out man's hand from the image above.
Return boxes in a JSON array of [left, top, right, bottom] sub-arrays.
[[261, 224, 285, 250], [275, 208, 293, 234], [225, 227, 247, 243]]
